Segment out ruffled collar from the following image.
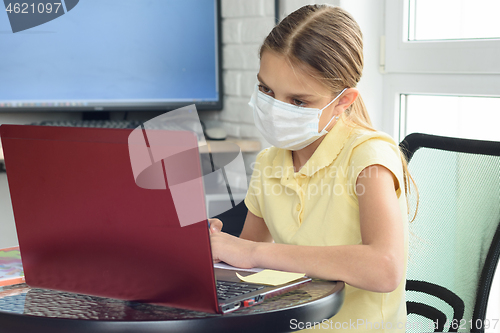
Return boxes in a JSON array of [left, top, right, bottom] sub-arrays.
[[270, 116, 353, 179]]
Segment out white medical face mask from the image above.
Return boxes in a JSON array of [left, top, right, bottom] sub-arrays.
[[248, 85, 347, 150]]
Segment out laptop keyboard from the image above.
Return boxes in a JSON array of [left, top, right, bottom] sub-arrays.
[[216, 280, 265, 301], [32, 120, 143, 129]]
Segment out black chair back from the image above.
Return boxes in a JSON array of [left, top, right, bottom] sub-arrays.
[[400, 133, 500, 333]]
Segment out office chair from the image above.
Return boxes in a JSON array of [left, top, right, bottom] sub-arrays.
[[400, 133, 500, 333]]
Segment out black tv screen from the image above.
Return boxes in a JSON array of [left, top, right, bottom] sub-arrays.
[[0, 0, 222, 113]]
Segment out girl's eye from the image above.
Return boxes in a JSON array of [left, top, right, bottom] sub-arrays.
[[258, 85, 272, 95], [292, 99, 306, 107]]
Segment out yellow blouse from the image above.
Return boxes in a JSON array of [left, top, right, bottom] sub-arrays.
[[244, 118, 408, 332]]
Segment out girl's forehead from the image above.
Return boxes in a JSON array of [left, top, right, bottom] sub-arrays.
[[259, 51, 330, 97]]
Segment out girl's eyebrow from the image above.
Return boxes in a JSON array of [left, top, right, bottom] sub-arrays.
[[256, 74, 268, 86], [256, 74, 315, 99]]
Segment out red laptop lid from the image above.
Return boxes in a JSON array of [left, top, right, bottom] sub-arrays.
[[0, 124, 218, 313]]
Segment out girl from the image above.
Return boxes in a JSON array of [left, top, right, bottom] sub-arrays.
[[210, 4, 411, 332]]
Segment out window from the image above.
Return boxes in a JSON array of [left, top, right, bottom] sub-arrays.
[[408, 0, 500, 41], [384, 0, 500, 74], [400, 94, 500, 142], [383, 0, 500, 141]]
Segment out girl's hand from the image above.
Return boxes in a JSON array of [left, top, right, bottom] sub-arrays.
[[210, 229, 258, 269]]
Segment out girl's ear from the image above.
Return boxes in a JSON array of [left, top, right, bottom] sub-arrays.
[[336, 88, 359, 113]]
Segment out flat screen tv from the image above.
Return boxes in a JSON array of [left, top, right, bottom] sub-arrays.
[[0, 0, 222, 116]]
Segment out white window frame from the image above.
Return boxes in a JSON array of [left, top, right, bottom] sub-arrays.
[[382, 73, 500, 142], [384, 0, 500, 74], [382, 0, 500, 141]]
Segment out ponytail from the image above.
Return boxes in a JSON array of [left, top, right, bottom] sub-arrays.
[[345, 94, 372, 131]]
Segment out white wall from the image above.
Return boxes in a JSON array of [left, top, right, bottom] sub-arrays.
[[200, 0, 291, 177], [0, 174, 16, 248], [200, 0, 277, 172], [339, 0, 385, 131]]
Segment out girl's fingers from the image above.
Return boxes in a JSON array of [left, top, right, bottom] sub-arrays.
[[208, 218, 223, 233]]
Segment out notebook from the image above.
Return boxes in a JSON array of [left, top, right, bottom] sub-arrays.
[[0, 124, 310, 314]]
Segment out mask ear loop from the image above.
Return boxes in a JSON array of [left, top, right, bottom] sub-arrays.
[[318, 88, 348, 132]]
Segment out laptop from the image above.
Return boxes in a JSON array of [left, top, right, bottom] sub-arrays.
[[0, 124, 310, 314]]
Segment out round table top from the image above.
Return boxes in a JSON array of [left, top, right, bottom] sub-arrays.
[[0, 280, 344, 333]]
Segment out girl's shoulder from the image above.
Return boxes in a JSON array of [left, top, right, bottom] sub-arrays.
[[254, 146, 280, 164], [348, 127, 400, 152], [345, 127, 402, 166]]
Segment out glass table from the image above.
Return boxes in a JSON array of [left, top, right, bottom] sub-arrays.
[[0, 279, 344, 333]]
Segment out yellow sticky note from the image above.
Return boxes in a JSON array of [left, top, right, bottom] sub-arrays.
[[236, 269, 305, 286]]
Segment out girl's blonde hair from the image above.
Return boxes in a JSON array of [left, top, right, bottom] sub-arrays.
[[260, 4, 418, 220]]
